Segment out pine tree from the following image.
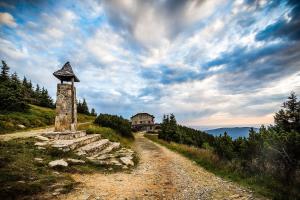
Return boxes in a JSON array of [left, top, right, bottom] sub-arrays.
[[274, 91, 300, 132], [81, 98, 90, 115], [90, 108, 97, 116], [271, 92, 300, 187], [0, 65, 28, 112], [0, 60, 10, 81], [77, 100, 82, 113]]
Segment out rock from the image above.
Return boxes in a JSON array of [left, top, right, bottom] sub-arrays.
[[97, 154, 113, 160], [67, 158, 85, 164], [37, 146, 46, 150], [229, 194, 241, 199], [120, 156, 134, 166], [35, 135, 49, 141], [17, 180, 25, 183], [17, 124, 25, 129], [110, 159, 122, 166], [35, 142, 48, 146], [49, 159, 68, 168], [34, 157, 43, 162]]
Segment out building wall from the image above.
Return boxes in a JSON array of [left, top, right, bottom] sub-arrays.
[[131, 114, 154, 125], [131, 113, 155, 131], [55, 83, 77, 132]]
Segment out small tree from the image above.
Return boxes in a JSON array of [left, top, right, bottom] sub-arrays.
[[81, 99, 89, 115], [269, 92, 300, 188], [214, 132, 234, 160], [0, 60, 10, 81], [90, 108, 97, 116], [274, 92, 300, 132]]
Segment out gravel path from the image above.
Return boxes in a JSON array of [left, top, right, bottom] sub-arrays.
[[0, 122, 92, 141], [59, 133, 266, 200]]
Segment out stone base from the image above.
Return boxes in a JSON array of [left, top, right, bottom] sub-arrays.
[[42, 131, 86, 140], [35, 131, 135, 168]]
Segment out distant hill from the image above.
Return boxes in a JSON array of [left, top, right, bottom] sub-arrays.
[[204, 127, 259, 139]]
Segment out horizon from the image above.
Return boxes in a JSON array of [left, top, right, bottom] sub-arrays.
[[0, 0, 299, 127]]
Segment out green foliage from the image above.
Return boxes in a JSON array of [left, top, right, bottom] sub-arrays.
[[146, 134, 298, 200], [0, 138, 74, 199], [0, 104, 95, 134], [94, 114, 133, 138], [214, 132, 235, 160], [157, 92, 300, 199], [90, 108, 97, 116], [0, 60, 9, 81], [0, 61, 54, 112], [86, 125, 134, 147], [159, 113, 214, 147], [77, 98, 90, 115]]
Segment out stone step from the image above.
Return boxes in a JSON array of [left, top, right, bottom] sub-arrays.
[[88, 142, 120, 160], [42, 131, 87, 140], [76, 139, 110, 156], [89, 148, 134, 161], [51, 134, 101, 151], [92, 158, 123, 166]]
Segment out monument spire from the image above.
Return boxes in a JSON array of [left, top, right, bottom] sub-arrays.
[[53, 62, 79, 132], [53, 61, 80, 83]]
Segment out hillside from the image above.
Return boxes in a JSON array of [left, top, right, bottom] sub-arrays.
[[0, 104, 95, 134], [204, 127, 259, 139]]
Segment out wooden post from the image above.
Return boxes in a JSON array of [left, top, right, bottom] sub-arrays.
[[71, 77, 74, 123]]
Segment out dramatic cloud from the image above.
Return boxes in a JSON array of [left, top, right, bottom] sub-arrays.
[[0, 0, 299, 129], [0, 12, 17, 27]]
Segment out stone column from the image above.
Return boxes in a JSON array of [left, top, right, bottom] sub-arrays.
[[55, 83, 77, 132]]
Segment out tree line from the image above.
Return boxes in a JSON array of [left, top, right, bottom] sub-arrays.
[[77, 98, 97, 116], [0, 61, 54, 112], [94, 113, 133, 138], [0, 60, 97, 116], [158, 92, 299, 199]]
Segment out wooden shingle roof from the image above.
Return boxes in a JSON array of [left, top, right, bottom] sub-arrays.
[[53, 62, 80, 82]]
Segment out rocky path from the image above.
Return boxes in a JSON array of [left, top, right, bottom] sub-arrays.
[[0, 122, 92, 141], [59, 133, 266, 200]]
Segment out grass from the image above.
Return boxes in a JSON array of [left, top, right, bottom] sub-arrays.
[[0, 136, 122, 199], [0, 104, 95, 134], [86, 124, 134, 148], [145, 134, 298, 200]]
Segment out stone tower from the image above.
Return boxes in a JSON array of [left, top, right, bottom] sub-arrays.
[[53, 62, 79, 132]]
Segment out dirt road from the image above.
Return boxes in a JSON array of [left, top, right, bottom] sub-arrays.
[[59, 133, 264, 200], [0, 122, 92, 141]]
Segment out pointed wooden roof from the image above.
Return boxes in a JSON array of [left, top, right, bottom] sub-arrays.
[[53, 62, 80, 82]]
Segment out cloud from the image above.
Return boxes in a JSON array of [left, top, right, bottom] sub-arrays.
[[101, 0, 223, 48], [255, 0, 300, 41], [0, 12, 17, 27], [0, 0, 300, 126]]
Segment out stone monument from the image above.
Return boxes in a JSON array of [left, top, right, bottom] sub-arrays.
[[53, 62, 79, 132], [35, 62, 135, 168]]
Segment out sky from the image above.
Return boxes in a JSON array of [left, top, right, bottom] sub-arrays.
[[0, 0, 299, 129]]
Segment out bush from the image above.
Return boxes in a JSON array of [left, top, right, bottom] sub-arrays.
[[94, 114, 133, 139], [86, 125, 134, 147]]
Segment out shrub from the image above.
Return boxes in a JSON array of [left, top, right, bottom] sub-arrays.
[[94, 114, 133, 138]]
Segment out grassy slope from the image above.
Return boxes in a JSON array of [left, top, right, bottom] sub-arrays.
[[85, 124, 135, 148], [0, 124, 135, 199], [0, 104, 95, 134], [145, 134, 290, 199]]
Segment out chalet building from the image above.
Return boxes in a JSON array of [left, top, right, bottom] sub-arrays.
[[131, 113, 157, 132]]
